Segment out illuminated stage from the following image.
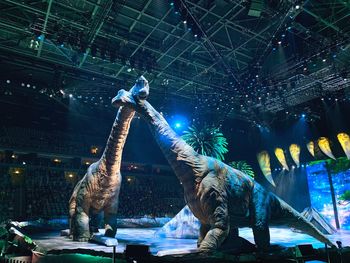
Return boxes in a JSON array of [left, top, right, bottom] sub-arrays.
[[32, 227, 350, 256]]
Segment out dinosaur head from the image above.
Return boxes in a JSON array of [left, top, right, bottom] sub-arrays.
[[129, 75, 149, 100]]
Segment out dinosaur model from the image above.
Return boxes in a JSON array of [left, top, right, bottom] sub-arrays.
[[112, 85, 334, 252], [69, 76, 149, 241]]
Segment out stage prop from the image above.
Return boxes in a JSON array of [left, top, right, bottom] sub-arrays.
[[289, 144, 301, 167], [156, 205, 200, 239], [301, 207, 337, 235], [337, 133, 350, 160], [306, 158, 350, 230], [68, 76, 149, 241], [257, 151, 276, 187], [307, 141, 315, 157], [318, 137, 336, 160], [112, 83, 334, 252], [274, 148, 289, 171]]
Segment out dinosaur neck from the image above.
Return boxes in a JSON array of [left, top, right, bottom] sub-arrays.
[[137, 101, 204, 187], [100, 106, 135, 176]]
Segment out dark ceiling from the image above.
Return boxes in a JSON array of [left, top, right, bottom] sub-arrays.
[[0, 0, 349, 126]]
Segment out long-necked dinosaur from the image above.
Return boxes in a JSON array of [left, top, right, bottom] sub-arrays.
[[112, 86, 334, 251], [69, 76, 149, 241]]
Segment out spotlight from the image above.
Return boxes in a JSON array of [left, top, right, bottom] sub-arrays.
[[183, 20, 187, 24], [295, 5, 300, 9], [26, 84, 30, 87], [278, 41, 282, 45], [292, 165, 295, 169], [69, 94, 73, 98], [321, 98, 324, 101], [194, 34, 198, 37], [301, 113, 306, 118], [170, 2, 174, 6], [6, 80, 10, 84], [175, 122, 181, 128], [322, 59, 326, 62]]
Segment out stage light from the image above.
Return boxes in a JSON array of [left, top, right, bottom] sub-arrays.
[[292, 165, 295, 169], [295, 5, 300, 9], [26, 84, 30, 87], [69, 94, 73, 98], [321, 98, 324, 101], [127, 68, 132, 72], [22, 162, 26, 165], [322, 59, 326, 62], [170, 2, 174, 6], [183, 20, 187, 24], [175, 122, 181, 128], [6, 80, 10, 84], [278, 41, 282, 45], [301, 113, 306, 118]]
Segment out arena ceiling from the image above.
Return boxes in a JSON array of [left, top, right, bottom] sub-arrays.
[[0, 0, 349, 125]]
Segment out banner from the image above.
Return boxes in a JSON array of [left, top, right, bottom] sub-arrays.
[[289, 144, 301, 167], [318, 137, 336, 160], [337, 133, 350, 160], [257, 151, 276, 187], [274, 148, 289, 171], [307, 141, 315, 157]]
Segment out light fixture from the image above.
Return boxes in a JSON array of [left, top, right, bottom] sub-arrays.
[[295, 5, 300, 9], [69, 94, 73, 98]]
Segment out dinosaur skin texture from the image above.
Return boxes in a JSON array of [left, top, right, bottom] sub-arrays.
[[112, 85, 334, 252], [69, 76, 149, 242]]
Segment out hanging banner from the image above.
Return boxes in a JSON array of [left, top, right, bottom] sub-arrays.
[[318, 137, 336, 160], [274, 148, 289, 171], [337, 133, 350, 160], [257, 151, 276, 187], [289, 144, 301, 167], [307, 141, 315, 157]]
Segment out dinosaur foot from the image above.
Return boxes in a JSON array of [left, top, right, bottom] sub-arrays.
[[73, 236, 90, 242], [104, 225, 116, 238]]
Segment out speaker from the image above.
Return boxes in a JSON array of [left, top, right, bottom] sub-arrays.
[[295, 244, 315, 258]]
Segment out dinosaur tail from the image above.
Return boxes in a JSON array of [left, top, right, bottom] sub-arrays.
[[270, 195, 335, 247]]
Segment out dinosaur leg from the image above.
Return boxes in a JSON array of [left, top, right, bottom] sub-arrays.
[[251, 187, 271, 251], [68, 195, 76, 239], [199, 203, 229, 251], [73, 205, 90, 241], [197, 223, 210, 248], [103, 197, 120, 238], [90, 210, 102, 234]]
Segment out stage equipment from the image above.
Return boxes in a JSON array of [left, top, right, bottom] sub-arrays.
[[275, 148, 289, 171], [318, 137, 336, 160], [112, 83, 334, 252], [68, 76, 149, 242], [257, 151, 276, 187], [337, 133, 350, 159], [289, 144, 301, 167], [307, 141, 315, 157], [248, 0, 264, 17]]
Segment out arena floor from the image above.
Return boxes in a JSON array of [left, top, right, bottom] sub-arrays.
[[32, 227, 350, 256]]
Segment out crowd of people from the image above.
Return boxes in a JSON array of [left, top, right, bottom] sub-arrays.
[[0, 161, 185, 223]]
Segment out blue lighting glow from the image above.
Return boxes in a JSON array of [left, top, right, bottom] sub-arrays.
[[175, 122, 181, 128], [301, 113, 306, 118]]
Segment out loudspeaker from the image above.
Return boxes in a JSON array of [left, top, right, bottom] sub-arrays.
[[295, 244, 315, 258]]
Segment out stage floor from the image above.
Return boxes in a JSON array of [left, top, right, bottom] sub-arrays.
[[32, 227, 350, 256]]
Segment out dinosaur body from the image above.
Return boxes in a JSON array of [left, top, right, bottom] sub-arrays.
[[69, 77, 149, 241], [113, 87, 334, 251]]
